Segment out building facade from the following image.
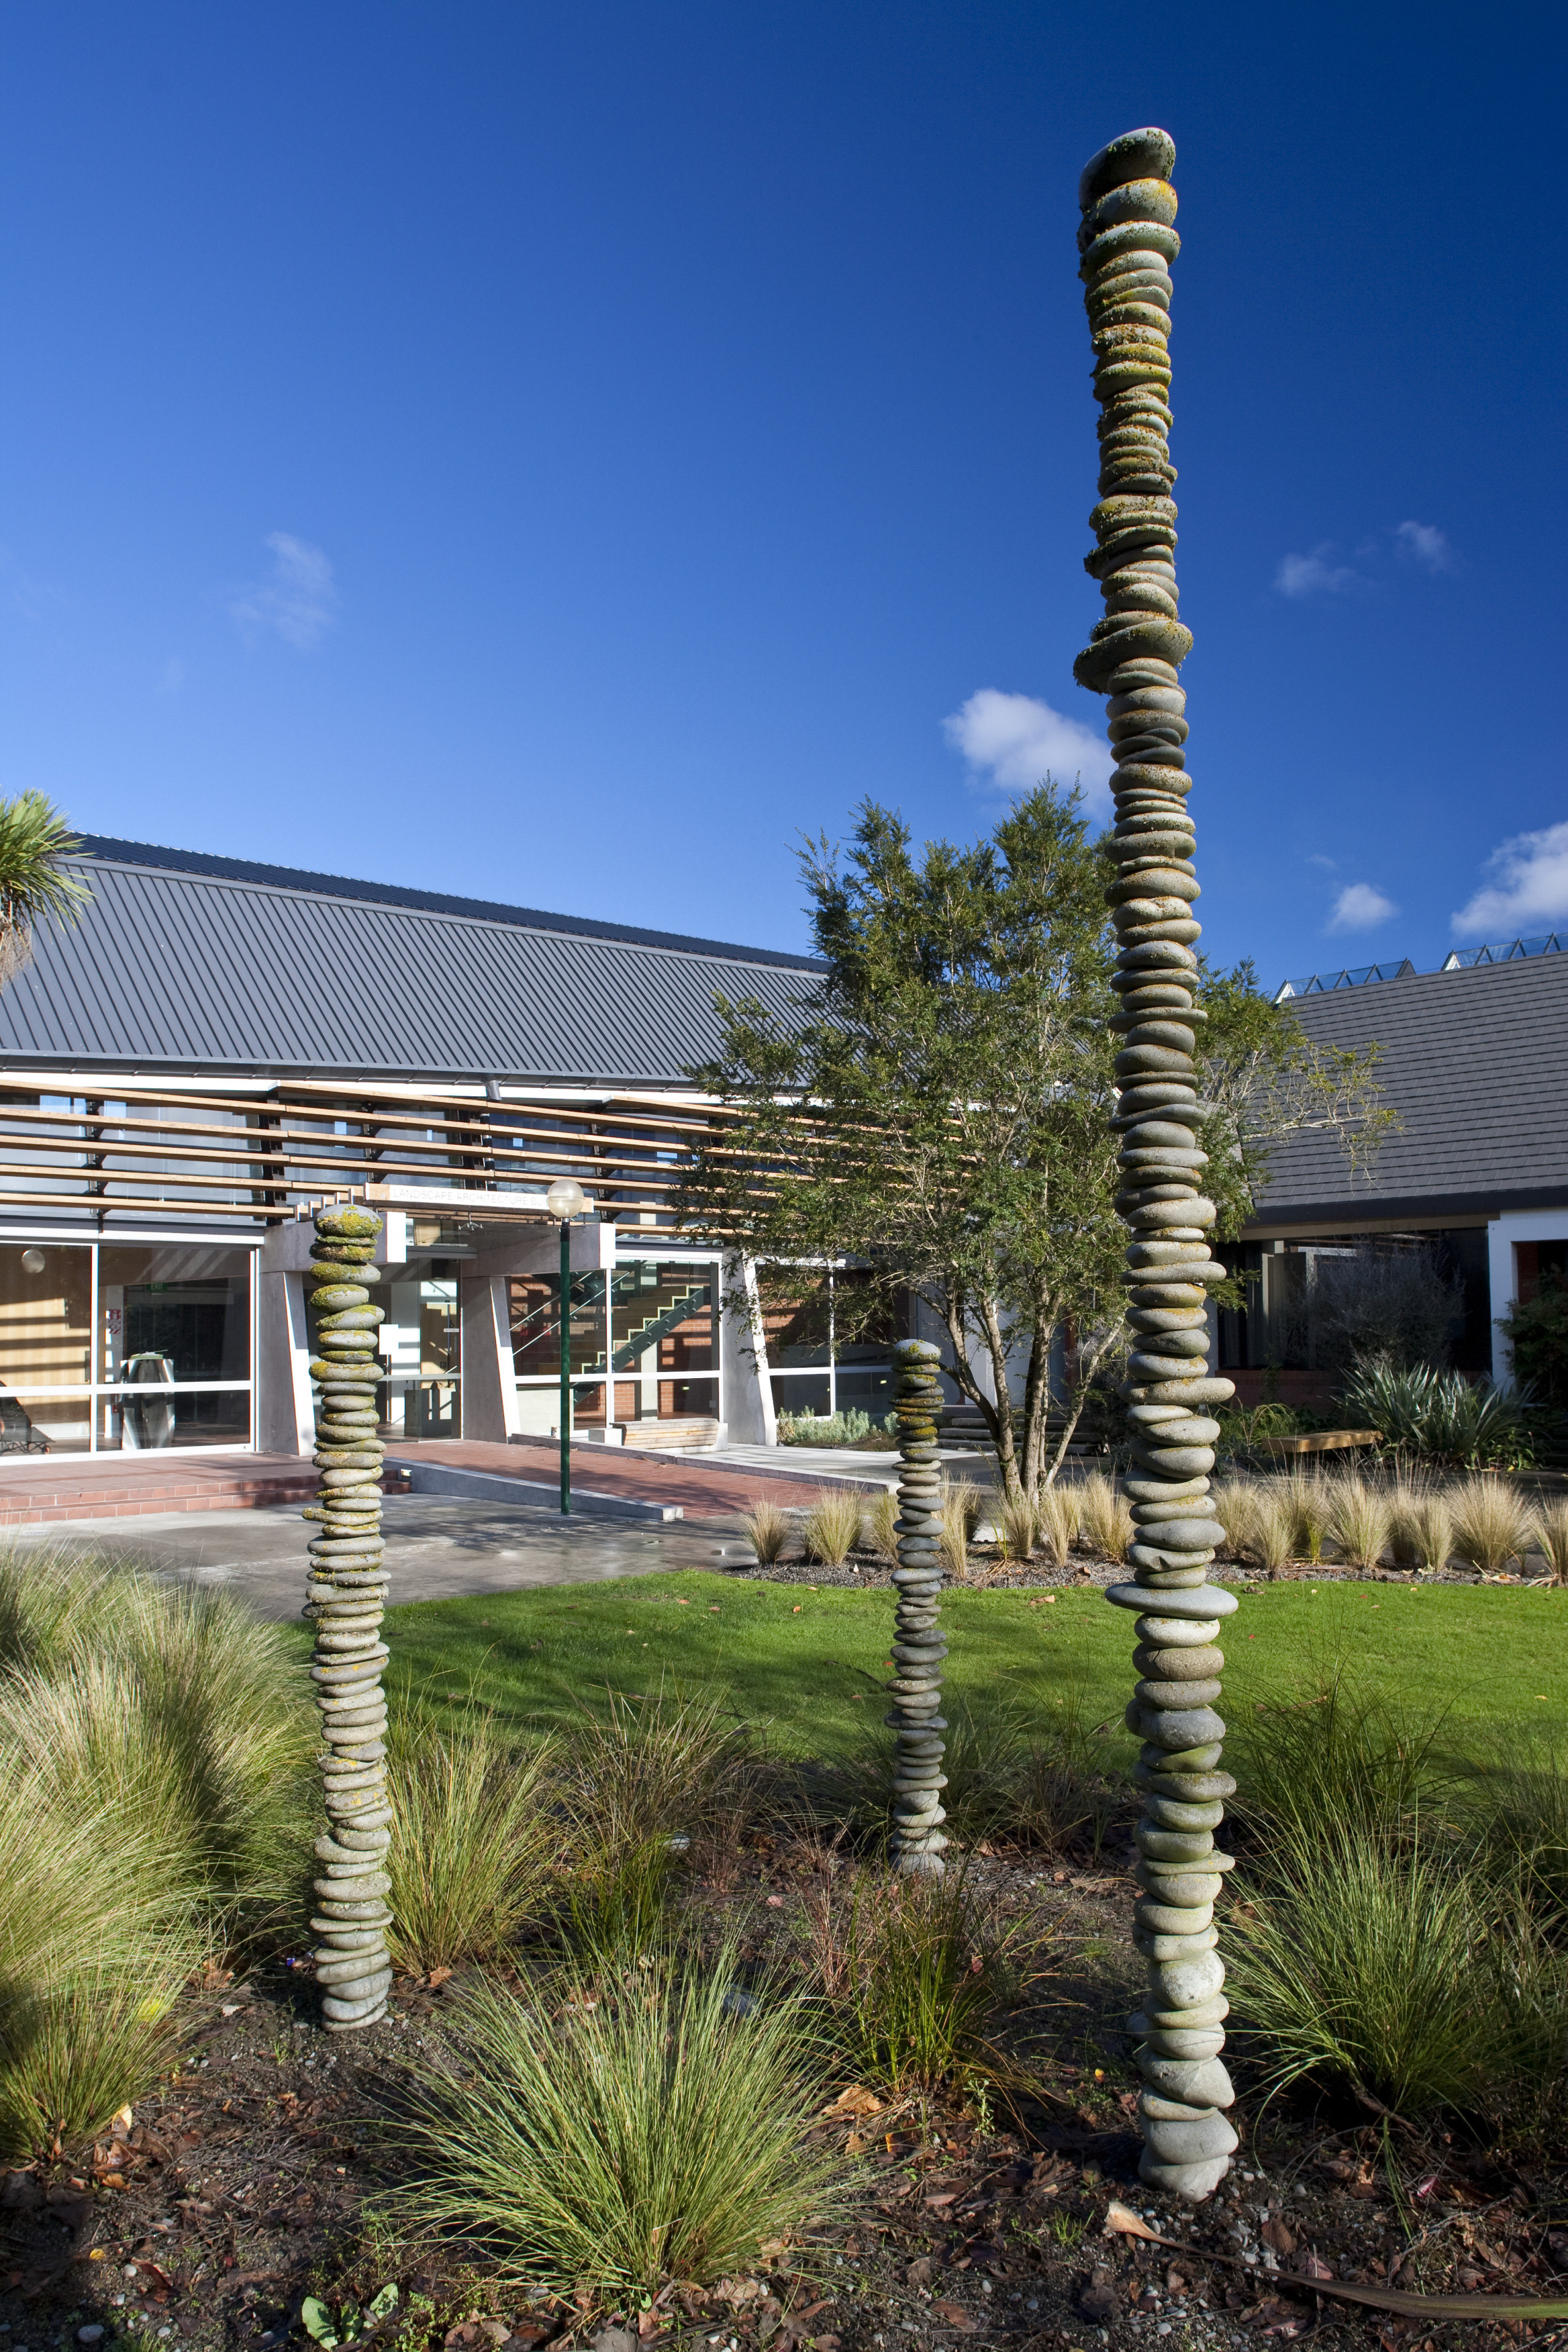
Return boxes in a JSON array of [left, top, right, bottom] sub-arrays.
[[0, 837, 894, 1459], [1221, 941, 1568, 1398]]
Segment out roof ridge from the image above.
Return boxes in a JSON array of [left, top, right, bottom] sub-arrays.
[[70, 835, 827, 973]]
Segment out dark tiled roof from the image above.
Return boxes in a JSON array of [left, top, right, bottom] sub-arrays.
[[1249, 953, 1568, 1226], [0, 839, 824, 1084]]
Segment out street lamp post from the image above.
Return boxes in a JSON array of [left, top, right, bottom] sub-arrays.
[[546, 1178, 591, 1513]]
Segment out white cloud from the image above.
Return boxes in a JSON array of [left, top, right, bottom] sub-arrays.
[[1275, 545, 1362, 598], [1395, 519, 1455, 574], [230, 532, 337, 649], [941, 688, 1114, 816], [1452, 821, 1568, 937], [1327, 881, 1398, 932]]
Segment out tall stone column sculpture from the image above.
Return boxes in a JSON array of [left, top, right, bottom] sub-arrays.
[[1072, 127, 1240, 2201], [886, 1338, 949, 1876], [302, 1204, 394, 2031]]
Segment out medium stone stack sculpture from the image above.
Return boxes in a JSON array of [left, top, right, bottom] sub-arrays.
[[886, 1338, 949, 1876], [302, 1204, 394, 2032], [1072, 127, 1240, 2201]]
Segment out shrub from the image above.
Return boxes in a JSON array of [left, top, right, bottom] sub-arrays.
[[806, 1867, 1036, 2103], [743, 1499, 792, 1564], [387, 1944, 843, 2296], [1342, 1359, 1538, 1470], [804, 1488, 862, 1567], [1310, 1245, 1464, 1380], [1076, 1473, 1131, 1564], [386, 1713, 558, 1975], [1324, 1475, 1394, 1570], [1499, 1272, 1568, 1409], [1450, 1476, 1538, 1572], [1228, 1827, 1562, 2122], [777, 1408, 875, 1447]]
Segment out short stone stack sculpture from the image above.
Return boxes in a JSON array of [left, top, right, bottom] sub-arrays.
[[886, 1338, 949, 1876], [1072, 126, 1240, 2201], [302, 1204, 394, 2032]]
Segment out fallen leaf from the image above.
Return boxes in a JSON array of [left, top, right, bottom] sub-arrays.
[[905, 2258, 933, 2286], [1262, 2218, 1297, 2258], [931, 2302, 978, 2334], [820, 2085, 883, 2119], [1105, 2199, 1162, 2242], [426, 1966, 454, 1989], [714, 2276, 766, 2308], [111, 2106, 134, 2133], [1302, 2254, 1335, 2281], [766, 1894, 784, 1908], [923, 2192, 958, 2210]]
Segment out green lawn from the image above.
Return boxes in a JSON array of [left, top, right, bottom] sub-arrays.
[[285, 1572, 1568, 1771]]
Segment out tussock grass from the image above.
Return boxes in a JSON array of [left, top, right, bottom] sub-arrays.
[[1033, 1485, 1079, 1570], [1212, 1479, 1265, 1564], [867, 1487, 900, 1566], [387, 1712, 558, 1975], [1230, 1669, 1452, 1847], [1284, 1471, 1332, 1567], [1229, 1826, 1564, 2122], [999, 1494, 1038, 1562], [938, 1479, 980, 1580], [804, 1489, 862, 1568], [805, 1866, 1038, 2104], [1536, 1498, 1568, 1585], [743, 1499, 792, 1565], [0, 1939, 190, 2161], [1076, 1474, 1131, 1564], [1450, 1476, 1538, 1572], [1325, 1475, 1395, 1571], [386, 1943, 843, 2296]]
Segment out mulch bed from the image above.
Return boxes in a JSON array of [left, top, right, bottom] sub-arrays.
[[731, 1547, 1494, 1591], [3, 1843, 1564, 2352]]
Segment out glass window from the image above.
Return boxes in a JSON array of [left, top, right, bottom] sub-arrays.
[[99, 1246, 251, 1385], [0, 1243, 92, 1390], [611, 1261, 717, 1375], [508, 1270, 607, 1382]]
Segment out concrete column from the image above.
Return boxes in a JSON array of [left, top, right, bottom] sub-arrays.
[[720, 1252, 776, 1445], [459, 1273, 522, 1441], [257, 1267, 317, 1455]]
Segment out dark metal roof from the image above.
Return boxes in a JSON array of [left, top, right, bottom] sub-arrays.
[[0, 840, 826, 1084], [1247, 953, 1568, 1230]]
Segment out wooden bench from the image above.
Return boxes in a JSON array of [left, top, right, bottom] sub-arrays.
[[1253, 1428, 1381, 1458]]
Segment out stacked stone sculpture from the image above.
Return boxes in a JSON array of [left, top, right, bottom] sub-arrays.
[[1072, 127, 1240, 2202], [302, 1204, 394, 2032], [886, 1339, 949, 1877]]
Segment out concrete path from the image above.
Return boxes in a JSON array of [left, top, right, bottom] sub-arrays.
[[2, 1493, 756, 1623]]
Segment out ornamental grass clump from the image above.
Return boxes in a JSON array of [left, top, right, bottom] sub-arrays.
[[1211, 1479, 1265, 1566], [804, 1488, 862, 1568], [1324, 1474, 1395, 1571], [1284, 1470, 1332, 1567], [1450, 1476, 1538, 1572], [938, 1479, 980, 1579], [386, 1711, 559, 1976], [1230, 1670, 1453, 1849], [1536, 1498, 1568, 1585], [386, 1942, 843, 2297], [1227, 1825, 1564, 2124], [867, 1486, 900, 1566], [1000, 1494, 1038, 1562], [1075, 1472, 1131, 1564], [1033, 1483, 1079, 1570], [742, 1498, 792, 1565], [806, 1865, 1038, 2105]]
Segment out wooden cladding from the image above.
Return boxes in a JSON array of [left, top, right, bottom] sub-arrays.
[[0, 1077, 731, 1231]]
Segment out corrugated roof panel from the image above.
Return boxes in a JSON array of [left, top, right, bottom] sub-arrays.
[[0, 853, 822, 1084], [1253, 955, 1568, 1219]]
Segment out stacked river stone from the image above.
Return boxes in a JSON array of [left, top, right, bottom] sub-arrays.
[[1072, 126, 1240, 2203], [302, 1204, 394, 2032], [886, 1338, 949, 1877]]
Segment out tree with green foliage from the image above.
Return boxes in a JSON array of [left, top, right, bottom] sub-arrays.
[[0, 792, 90, 986], [1499, 1276, 1568, 1410], [679, 786, 1125, 1500], [678, 794, 1392, 1499]]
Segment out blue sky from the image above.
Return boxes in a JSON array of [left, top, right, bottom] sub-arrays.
[[1, 1, 1562, 990]]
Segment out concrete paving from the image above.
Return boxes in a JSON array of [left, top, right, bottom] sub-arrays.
[[2, 1493, 756, 1622]]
